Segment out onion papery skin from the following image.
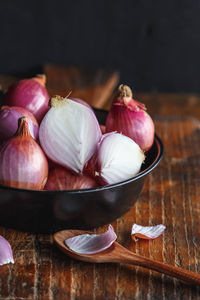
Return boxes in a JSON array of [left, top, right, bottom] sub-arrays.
[[0, 106, 39, 143], [0, 235, 14, 266], [3, 75, 49, 123], [45, 166, 97, 190], [131, 224, 166, 240], [0, 118, 48, 190], [94, 132, 145, 185], [106, 104, 155, 151], [39, 97, 102, 174], [65, 225, 117, 254]]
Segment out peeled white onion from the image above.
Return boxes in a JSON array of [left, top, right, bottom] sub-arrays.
[[39, 96, 102, 174], [95, 132, 145, 185]]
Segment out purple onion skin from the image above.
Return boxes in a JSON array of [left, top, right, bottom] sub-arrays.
[[65, 225, 117, 254], [3, 76, 49, 123], [0, 235, 14, 266], [106, 104, 155, 151], [0, 106, 39, 144]]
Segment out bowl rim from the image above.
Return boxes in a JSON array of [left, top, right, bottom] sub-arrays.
[[0, 134, 164, 194]]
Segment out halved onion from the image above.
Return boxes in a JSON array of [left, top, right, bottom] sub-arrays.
[[39, 96, 102, 174]]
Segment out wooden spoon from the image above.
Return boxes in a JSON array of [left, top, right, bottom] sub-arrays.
[[54, 229, 200, 286]]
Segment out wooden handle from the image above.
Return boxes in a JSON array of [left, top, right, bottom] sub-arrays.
[[120, 253, 200, 285]]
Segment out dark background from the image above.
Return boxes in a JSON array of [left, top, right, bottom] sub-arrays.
[[0, 0, 199, 92]]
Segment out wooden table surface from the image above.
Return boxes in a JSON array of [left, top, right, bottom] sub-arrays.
[[0, 67, 200, 299]]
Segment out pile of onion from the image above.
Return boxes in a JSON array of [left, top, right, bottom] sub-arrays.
[[0, 77, 155, 191]]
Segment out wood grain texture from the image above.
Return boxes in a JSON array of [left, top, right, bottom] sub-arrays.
[[0, 64, 119, 110], [104, 92, 200, 121], [0, 116, 199, 299], [2, 73, 200, 119], [135, 93, 200, 121], [0, 75, 17, 91], [44, 64, 119, 109], [54, 230, 200, 285]]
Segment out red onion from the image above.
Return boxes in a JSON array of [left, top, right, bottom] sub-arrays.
[[39, 96, 102, 174], [0, 106, 39, 143], [0, 117, 48, 190], [65, 225, 117, 254], [86, 132, 145, 185], [3, 74, 49, 123], [106, 85, 155, 151], [0, 235, 14, 266], [45, 166, 97, 190]]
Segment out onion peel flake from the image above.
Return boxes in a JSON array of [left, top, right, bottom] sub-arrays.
[[65, 225, 117, 254], [0, 235, 14, 266], [131, 224, 166, 241]]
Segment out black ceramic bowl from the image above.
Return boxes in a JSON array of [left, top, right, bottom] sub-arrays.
[[0, 109, 163, 233]]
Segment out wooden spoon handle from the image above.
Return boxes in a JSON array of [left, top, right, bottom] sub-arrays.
[[120, 253, 200, 285]]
